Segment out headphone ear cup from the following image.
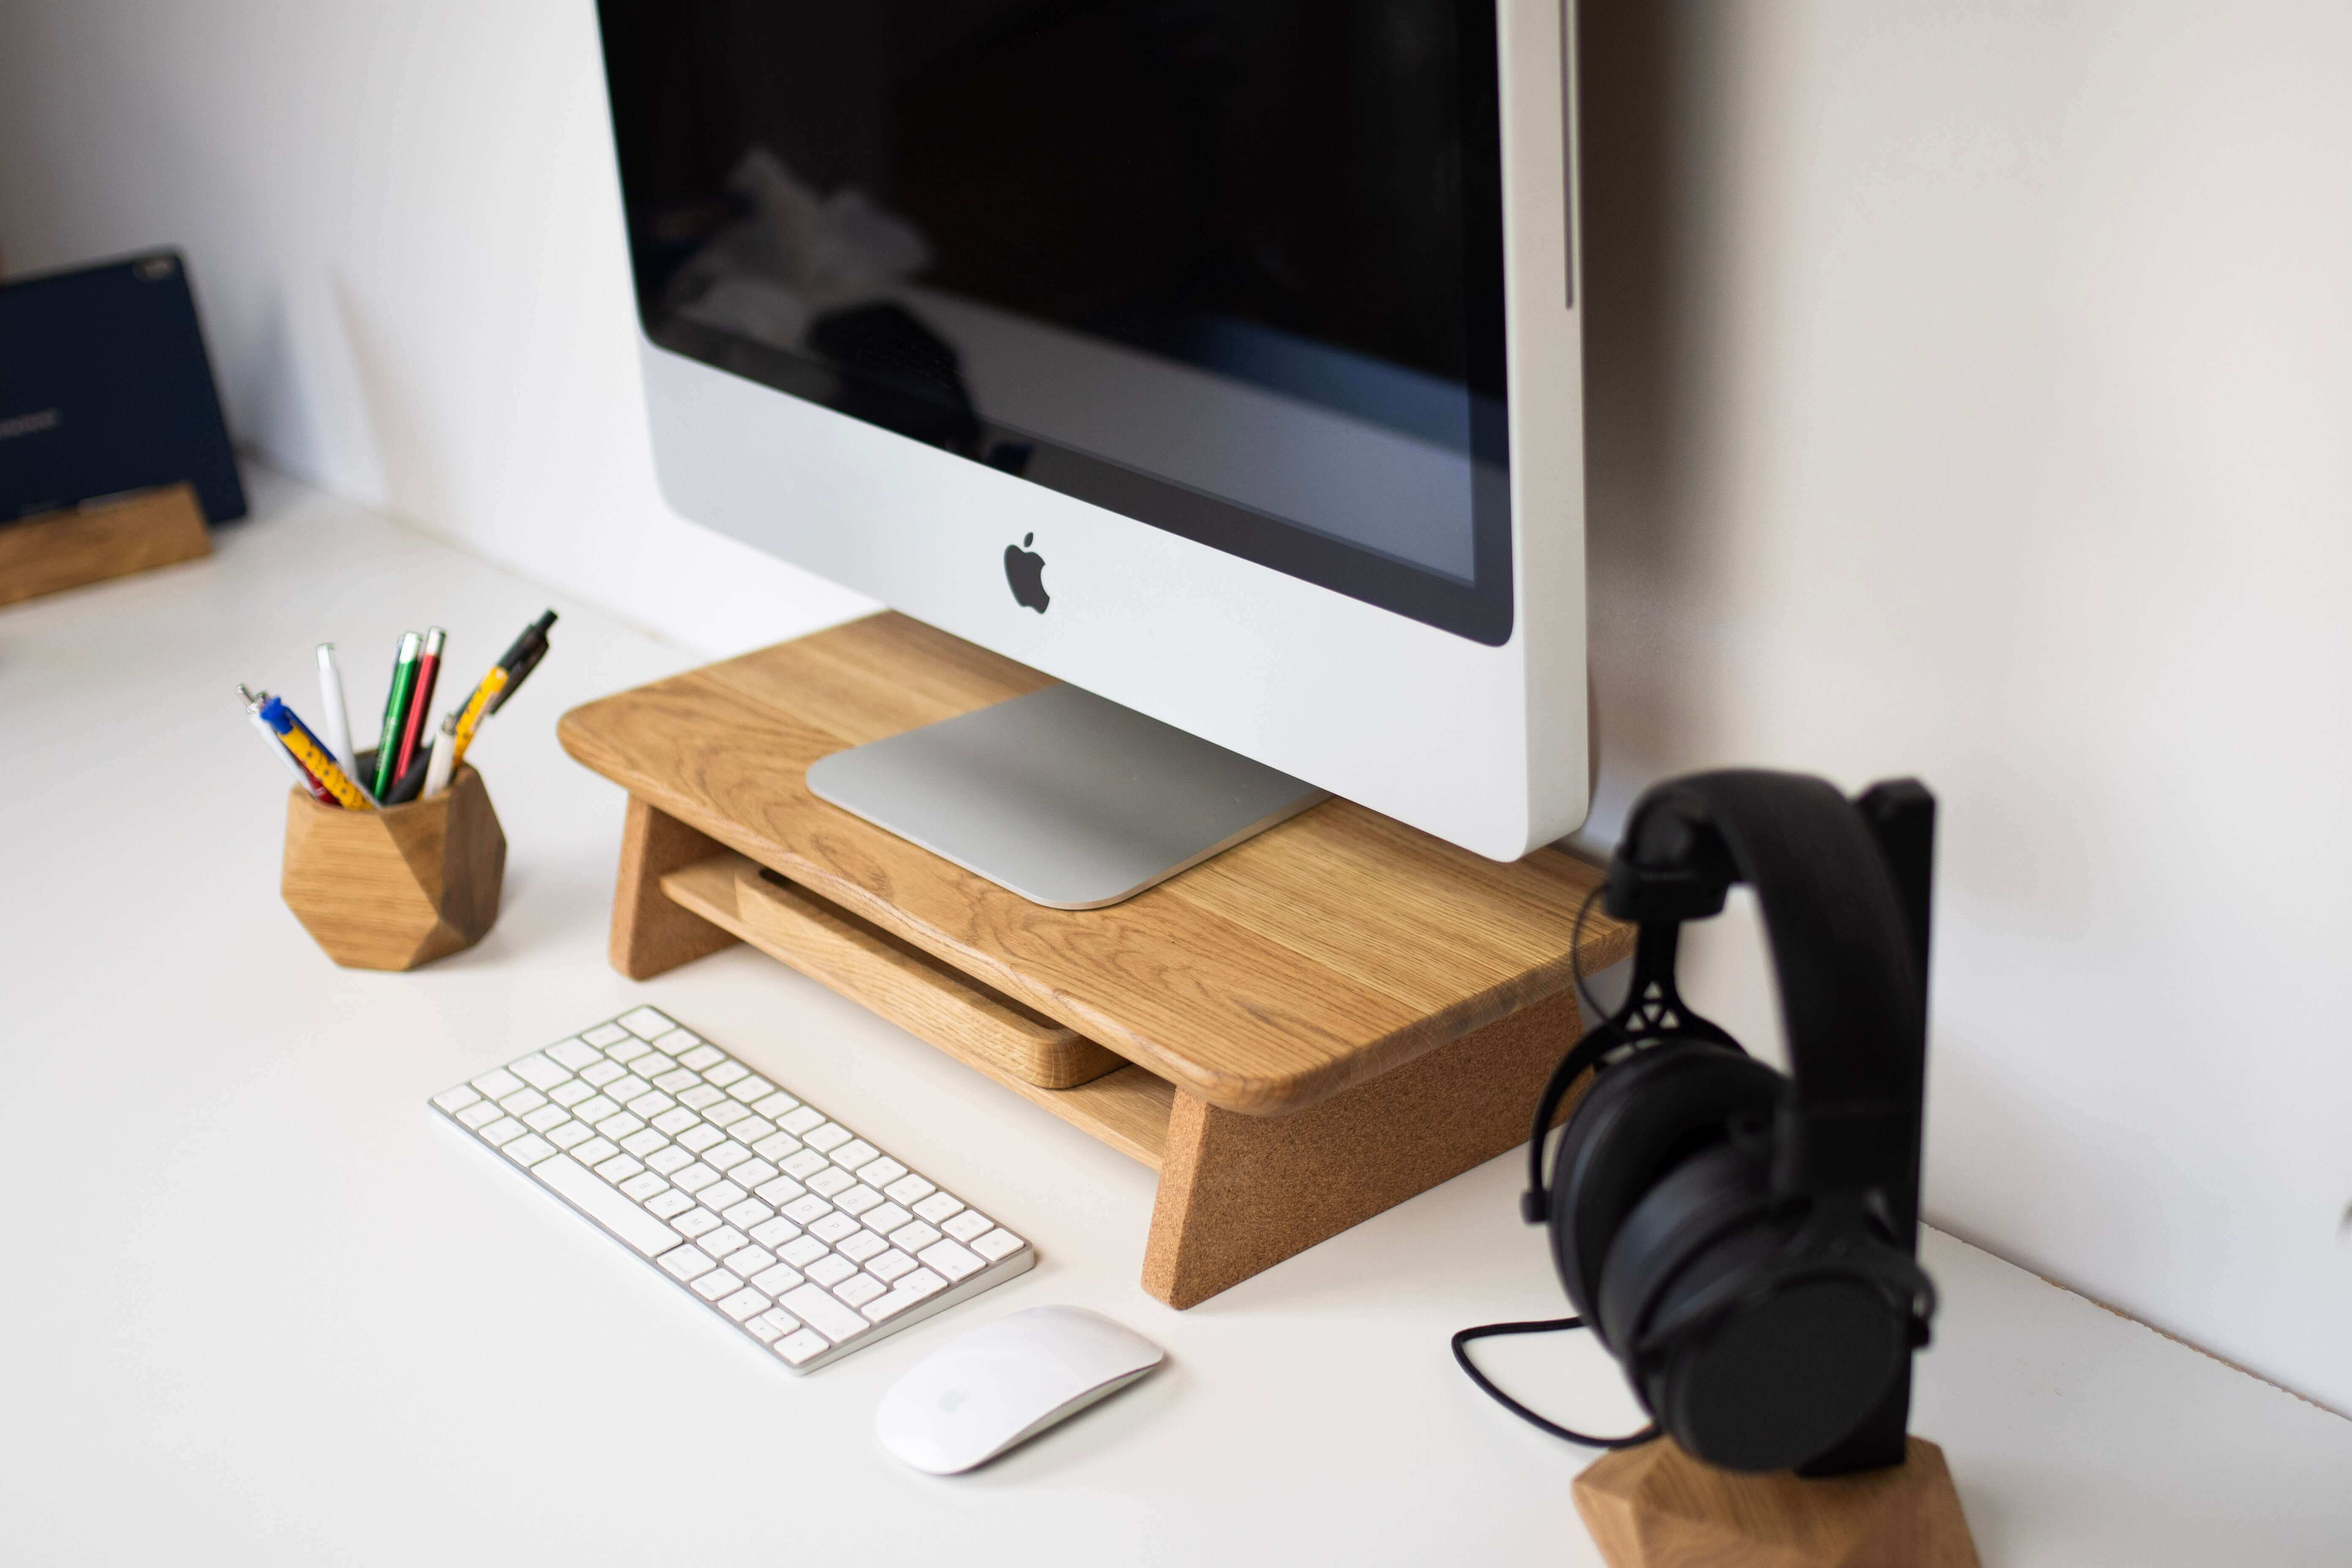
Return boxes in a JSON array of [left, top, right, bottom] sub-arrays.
[[1595, 1139, 1769, 1359], [1547, 1043, 1781, 1328]]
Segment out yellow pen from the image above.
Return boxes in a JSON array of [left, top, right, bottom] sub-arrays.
[[259, 695, 376, 810], [448, 664, 508, 767]]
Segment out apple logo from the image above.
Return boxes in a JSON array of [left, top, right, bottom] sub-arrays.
[[1004, 532, 1050, 613]]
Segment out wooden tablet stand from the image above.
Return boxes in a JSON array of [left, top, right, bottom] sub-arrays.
[[0, 482, 210, 608], [559, 613, 1630, 1307], [1574, 1437, 1981, 1568]]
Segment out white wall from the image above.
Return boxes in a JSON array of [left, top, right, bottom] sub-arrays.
[[5, 1, 2349, 1414]]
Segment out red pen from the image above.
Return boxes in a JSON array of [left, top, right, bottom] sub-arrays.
[[394, 626, 445, 784]]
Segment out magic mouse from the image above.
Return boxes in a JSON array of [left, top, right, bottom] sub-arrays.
[[875, 1306, 1165, 1474]]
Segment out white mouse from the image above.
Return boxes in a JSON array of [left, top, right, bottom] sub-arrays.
[[875, 1306, 1165, 1474]]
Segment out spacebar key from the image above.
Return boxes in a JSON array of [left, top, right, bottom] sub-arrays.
[[535, 1153, 681, 1257]]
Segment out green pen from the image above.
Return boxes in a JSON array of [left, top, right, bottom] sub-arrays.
[[373, 630, 423, 798]]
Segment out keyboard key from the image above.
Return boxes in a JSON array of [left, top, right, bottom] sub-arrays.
[[456, 1101, 502, 1130], [863, 1287, 925, 1323], [619, 1172, 669, 1201], [913, 1192, 965, 1224], [503, 1134, 557, 1167], [806, 1168, 854, 1198], [883, 1174, 935, 1206], [749, 1216, 802, 1249], [752, 1132, 801, 1162], [498, 1088, 548, 1116], [780, 1285, 868, 1344], [834, 1274, 885, 1309], [582, 1023, 629, 1047], [723, 1198, 773, 1230], [661, 1248, 717, 1283], [836, 1229, 886, 1263], [782, 1195, 833, 1226], [595, 1113, 646, 1141], [858, 1157, 909, 1190], [775, 1328, 831, 1365], [549, 1080, 594, 1107], [672, 1163, 720, 1194], [750, 1263, 806, 1297], [471, 1068, 525, 1100], [805, 1255, 856, 1288], [547, 1120, 593, 1149], [802, 1122, 850, 1152], [697, 1180, 749, 1212], [672, 1208, 721, 1240], [651, 1108, 700, 1135], [781, 1150, 831, 1181], [626, 1092, 675, 1119], [779, 1106, 826, 1136], [524, 1103, 571, 1133], [706, 1101, 750, 1129], [634, 1052, 678, 1076], [972, 1228, 1025, 1262], [705, 1141, 751, 1173], [779, 1236, 830, 1269], [645, 1190, 694, 1219], [943, 1210, 994, 1243], [645, 1146, 693, 1175], [478, 1117, 526, 1146], [606, 1037, 652, 1064], [919, 1239, 985, 1282], [731, 1117, 777, 1145], [705, 1060, 749, 1087], [888, 1222, 942, 1255], [572, 1095, 620, 1125], [618, 1007, 672, 1038], [691, 1269, 743, 1302], [808, 1212, 862, 1244], [679, 1085, 724, 1111], [832, 1140, 883, 1171], [755, 1176, 807, 1207], [572, 1136, 619, 1169], [605, 1076, 652, 1105], [747, 1308, 795, 1343], [621, 1127, 669, 1157], [510, 1052, 569, 1090], [433, 1086, 482, 1113], [594, 1153, 644, 1184], [867, 1249, 917, 1283], [546, 1039, 601, 1070], [728, 1245, 776, 1278], [730, 1159, 780, 1190], [751, 1092, 800, 1120], [718, 1288, 770, 1322], [678, 1044, 726, 1071], [653, 1070, 700, 1095], [897, 1267, 947, 1300], [861, 1203, 913, 1237], [652, 1028, 701, 1055], [677, 1124, 725, 1153], [730, 1075, 777, 1103], [698, 1227, 748, 1260], [580, 1061, 624, 1088], [835, 1185, 883, 1217], [535, 1152, 683, 1258]]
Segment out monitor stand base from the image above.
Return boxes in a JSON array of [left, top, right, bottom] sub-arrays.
[[806, 683, 1328, 909]]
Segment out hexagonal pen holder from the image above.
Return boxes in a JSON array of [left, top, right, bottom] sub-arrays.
[[280, 759, 506, 970]]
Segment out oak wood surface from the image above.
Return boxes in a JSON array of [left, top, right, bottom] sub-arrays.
[[1573, 1437, 1980, 1568], [0, 482, 210, 607], [559, 612, 1631, 1117], [280, 764, 504, 970], [658, 851, 1124, 1089], [610, 796, 739, 979]]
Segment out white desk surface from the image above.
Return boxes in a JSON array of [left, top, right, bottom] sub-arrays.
[[5, 471, 2349, 1566]]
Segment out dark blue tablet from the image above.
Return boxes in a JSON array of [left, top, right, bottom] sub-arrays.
[[0, 250, 246, 525]]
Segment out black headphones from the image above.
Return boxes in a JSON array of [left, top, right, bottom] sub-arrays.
[[1467, 769, 1938, 1476]]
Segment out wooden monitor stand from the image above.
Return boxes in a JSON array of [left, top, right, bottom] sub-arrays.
[[559, 613, 1628, 1307]]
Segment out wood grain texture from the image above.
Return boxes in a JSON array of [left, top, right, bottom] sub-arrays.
[[280, 765, 504, 970], [1573, 1437, 1980, 1568], [657, 851, 1124, 1089], [1141, 985, 1588, 1307], [558, 612, 1631, 1116], [0, 483, 210, 607], [610, 797, 739, 979]]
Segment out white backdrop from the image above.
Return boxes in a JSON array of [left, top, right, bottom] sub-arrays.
[[4, 0, 2349, 1415]]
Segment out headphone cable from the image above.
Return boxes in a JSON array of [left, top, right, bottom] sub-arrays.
[[1451, 1317, 1659, 1450]]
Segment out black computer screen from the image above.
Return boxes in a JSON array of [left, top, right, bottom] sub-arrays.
[[596, 0, 1513, 642]]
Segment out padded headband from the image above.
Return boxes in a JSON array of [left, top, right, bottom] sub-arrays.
[[1611, 770, 1923, 1198]]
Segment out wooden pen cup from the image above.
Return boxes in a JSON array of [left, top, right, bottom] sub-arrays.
[[280, 757, 506, 970]]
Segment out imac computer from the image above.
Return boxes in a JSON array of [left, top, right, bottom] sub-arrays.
[[594, 1, 1585, 906]]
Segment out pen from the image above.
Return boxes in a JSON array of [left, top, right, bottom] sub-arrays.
[[373, 631, 422, 799], [394, 626, 445, 786], [384, 732, 435, 805], [260, 695, 376, 810], [423, 712, 458, 798], [242, 686, 334, 803], [448, 666, 507, 767], [316, 644, 357, 777]]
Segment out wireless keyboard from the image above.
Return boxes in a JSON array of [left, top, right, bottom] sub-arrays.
[[432, 1007, 1034, 1372]]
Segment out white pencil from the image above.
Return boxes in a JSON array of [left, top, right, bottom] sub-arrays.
[[422, 711, 458, 798], [316, 642, 357, 777]]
